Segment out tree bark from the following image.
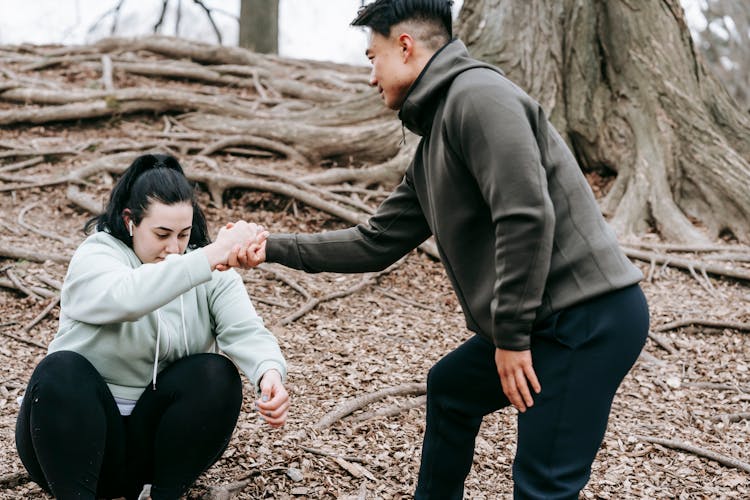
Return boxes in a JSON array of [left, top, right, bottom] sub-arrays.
[[457, 0, 750, 243], [239, 0, 279, 54]]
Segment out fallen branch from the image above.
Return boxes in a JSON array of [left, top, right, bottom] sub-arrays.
[[621, 241, 750, 254], [314, 382, 427, 430], [636, 435, 750, 474], [647, 331, 677, 355], [682, 381, 750, 393], [20, 295, 61, 333], [279, 273, 378, 326], [300, 446, 367, 464], [277, 258, 404, 326], [204, 466, 288, 500], [0, 278, 58, 299], [377, 287, 440, 312], [0, 244, 72, 264], [637, 350, 666, 366], [711, 412, 750, 423], [18, 202, 75, 245], [6, 269, 42, 300], [1, 330, 48, 350], [653, 318, 750, 334], [349, 394, 427, 423], [333, 457, 375, 481], [66, 185, 103, 214]]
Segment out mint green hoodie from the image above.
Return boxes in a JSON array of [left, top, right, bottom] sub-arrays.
[[48, 231, 286, 401]]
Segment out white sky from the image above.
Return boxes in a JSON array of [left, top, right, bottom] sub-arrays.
[[0, 0, 701, 66]]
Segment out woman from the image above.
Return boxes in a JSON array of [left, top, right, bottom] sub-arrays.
[[16, 154, 289, 500]]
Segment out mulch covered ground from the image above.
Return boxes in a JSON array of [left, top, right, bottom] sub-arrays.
[[1, 50, 749, 499]]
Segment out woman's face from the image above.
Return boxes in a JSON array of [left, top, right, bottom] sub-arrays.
[[126, 201, 193, 263]]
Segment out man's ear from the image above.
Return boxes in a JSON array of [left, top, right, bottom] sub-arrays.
[[398, 33, 415, 62]]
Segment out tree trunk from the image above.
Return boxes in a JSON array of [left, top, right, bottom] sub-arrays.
[[239, 0, 279, 54], [457, 0, 750, 243]]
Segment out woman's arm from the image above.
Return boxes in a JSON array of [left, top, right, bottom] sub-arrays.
[[62, 222, 263, 324]]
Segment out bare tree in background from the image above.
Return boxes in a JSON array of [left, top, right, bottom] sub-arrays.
[[457, 0, 750, 243], [89, 0, 229, 44], [693, 0, 750, 113], [239, 0, 279, 54]]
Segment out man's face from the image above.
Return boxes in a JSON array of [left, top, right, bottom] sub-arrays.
[[366, 31, 415, 110]]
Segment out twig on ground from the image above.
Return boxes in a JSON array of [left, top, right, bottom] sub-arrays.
[[636, 435, 750, 474], [1, 330, 48, 350], [18, 202, 75, 245], [349, 394, 427, 423], [377, 287, 440, 312], [314, 382, 427, 430], [653, 318, 750, 334], [0, 278, 58, 299], [300, 446, 367, 464], [682, 381, 750, 393], [647, 331, 677, 355], [204, 466, 288, 500], [711, 412, 750, 423], [5, 269, 42, 300], [20, 295, 60, 333], [0, 244, 72, 264]]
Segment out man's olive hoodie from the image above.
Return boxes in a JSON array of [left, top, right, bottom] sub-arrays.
[[267, 40, 642, 350]]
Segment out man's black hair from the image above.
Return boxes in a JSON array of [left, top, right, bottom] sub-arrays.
[[351, 0, 453, 41], [84, 153, 210, 249]]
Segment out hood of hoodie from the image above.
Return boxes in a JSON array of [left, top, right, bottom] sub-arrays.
[[398, 39, 502, 137]]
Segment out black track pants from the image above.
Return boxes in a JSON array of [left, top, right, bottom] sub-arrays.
[[415, 284, 649, 499]]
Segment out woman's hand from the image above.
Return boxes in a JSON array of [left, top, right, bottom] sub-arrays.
[[204, 221, 267, 270], [494, 348, 541, 412], [255, 369, 289, 428]]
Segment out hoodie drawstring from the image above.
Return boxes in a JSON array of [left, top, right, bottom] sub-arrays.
[[180, 295, 189, 356], [153, 311, 162, 390], [152, 296, 189, 391]]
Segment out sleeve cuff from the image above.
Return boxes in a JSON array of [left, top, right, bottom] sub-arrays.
[[492, 320, 533, 350], [266, 234, 301, 267], [252, 361, 288, 394]]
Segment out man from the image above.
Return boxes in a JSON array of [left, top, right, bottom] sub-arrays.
[[234, 0, 649, 498]]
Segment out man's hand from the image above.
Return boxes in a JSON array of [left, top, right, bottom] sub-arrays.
[[214, 222, 268, 271], [255, 369, 290, 428], [494, 348, 541, 412], [228, 237, 268, 269]]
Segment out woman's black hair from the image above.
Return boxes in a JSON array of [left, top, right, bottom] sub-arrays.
[[351, 0, 453, 40], [84, 153, 210, 249]]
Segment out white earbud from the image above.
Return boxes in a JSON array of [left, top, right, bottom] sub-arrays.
[[128, 220, 134, 237]]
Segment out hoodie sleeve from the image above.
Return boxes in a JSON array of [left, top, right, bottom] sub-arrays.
[[61, 235, 213, 324], [447, 74, 555, 351], [208, 269, 286, 392], [266, 174, 432, 273]]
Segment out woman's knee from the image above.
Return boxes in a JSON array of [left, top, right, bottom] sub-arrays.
[[29, 351, 101, 398], [170, 354, 242, 400]]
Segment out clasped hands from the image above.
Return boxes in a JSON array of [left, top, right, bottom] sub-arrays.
[[209, 220, 269, 271]]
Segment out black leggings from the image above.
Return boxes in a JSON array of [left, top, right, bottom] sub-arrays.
[[16, 351, 243, 500]]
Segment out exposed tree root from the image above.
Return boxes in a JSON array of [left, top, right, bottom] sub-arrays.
[[653, 318, 750, 334], [349, 394, 427, 423], [314, 383, 427, 430], [623, 247, 750, 282], [636, 435, 750, 474]]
